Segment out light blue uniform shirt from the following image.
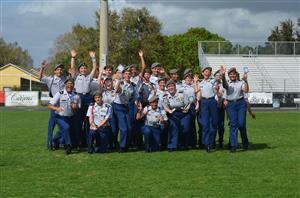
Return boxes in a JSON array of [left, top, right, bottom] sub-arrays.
[[148, 89, 167, 109], [199, 78, 216, 99], [149, 75, 159, 86], [163, 90, 185, 110], [50, 89, 81, 117], [74, 74, 93, 94], [226, 80, 245, 101], [102, 90, 117, 105], [86, 103, 112, 127], [41, 75, 66, 97], [90, 78, 102, 96], [181, 83, 196, 104], [142, 106, 168, 127], [114, 81, 137, 105]]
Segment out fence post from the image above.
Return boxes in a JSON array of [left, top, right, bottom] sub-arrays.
[[294, 42, 296, 56]]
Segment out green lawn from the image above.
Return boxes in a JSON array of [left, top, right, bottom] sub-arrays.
[[1, 111, 299, 197]]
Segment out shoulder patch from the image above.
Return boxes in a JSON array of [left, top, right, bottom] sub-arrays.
[[59, 91, 63, 94], [104, 103, 112, 108]]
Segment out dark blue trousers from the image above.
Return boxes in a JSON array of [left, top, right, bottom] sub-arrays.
[[113, 103, 131, 149], [88, 127, 110, 153], [214, 105, 225, 146], [141, 125, 161, 152], [199, 98, 218, 146], [227, 99, 247, 148], [108, 107, 118, 150], [47, 109, 56, 147], [167, 111, 191, 149], [188, 104, 197, 148], [53, 115, 72, 147], [74, 94, 92, 148]]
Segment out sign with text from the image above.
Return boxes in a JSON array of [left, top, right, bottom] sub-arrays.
[[248, 92, 273, 104], [5, 91, 39, 106]]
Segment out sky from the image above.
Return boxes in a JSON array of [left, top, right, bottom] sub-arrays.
[[0, 0, 299, 66]]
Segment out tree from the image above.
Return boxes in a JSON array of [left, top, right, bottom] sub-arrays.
[[267, 18, 300, 54], [0, 38, 33, 67], [162, 27, 229, 75], [49, 7, 164, 73]]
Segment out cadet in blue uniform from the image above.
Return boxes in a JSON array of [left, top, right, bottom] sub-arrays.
[[213, 70, 226, 148], [169, 69, 182, 90], [221, 66, 249, 152], [39, 61, 66, 149], [70, 49, 97, 148], [48, 78, 80, 155], [181, 71, 199, 148], [194, 66, 219, 152], [113, 66, 138, 152], [86, 92, 112, 153], [136, 95, 168, 152], [148, 77, 168, 149], [101, 77, 118, 150], [163, 80, 191, 151]]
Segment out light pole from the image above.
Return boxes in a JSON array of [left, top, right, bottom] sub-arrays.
[[99, 0, 108, 69]]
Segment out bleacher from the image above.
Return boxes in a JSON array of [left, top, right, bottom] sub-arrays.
[[206, 55, 300, 93]]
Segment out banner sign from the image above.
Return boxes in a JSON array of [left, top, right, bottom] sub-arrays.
[[248, 92, 273, 104], [5, 91, 39, 106], [41, 91, 51, 102]]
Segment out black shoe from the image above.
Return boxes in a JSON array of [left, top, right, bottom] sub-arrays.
[[168, 148, 176, 152], [230, 147, 236, 153], [53, 141, 59, 150], [119, 148, 126, 153], [47, 144, 53, 150], [242, 145, 249, 151], [65, 145, 72, 155], [206, 146, 211, 153], [88, 147, 94, 154], [219, 142, 224, 149]]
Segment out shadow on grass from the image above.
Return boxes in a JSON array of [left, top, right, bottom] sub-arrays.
[[249, 143, 274, 151]]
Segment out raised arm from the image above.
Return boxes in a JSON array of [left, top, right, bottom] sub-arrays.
[[98, 66, 103, 87], [139, 50, 146, 75], [135, 102, 144, 120], [70, 49, 77, 78], [220, 65, 228, 90], [89, 51, 97, 78], [242, 73, 249, 93], [38, 60, 48, 80]]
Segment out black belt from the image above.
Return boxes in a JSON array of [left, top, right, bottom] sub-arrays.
[[77, 92, 90, 96], [202, 96, 214, 100], [228, 98, 243, 102]]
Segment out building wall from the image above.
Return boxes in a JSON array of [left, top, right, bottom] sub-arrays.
[[0, 65, 40, 90]]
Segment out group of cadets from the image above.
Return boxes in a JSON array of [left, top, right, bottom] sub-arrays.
[[39, 49, 254, 155]]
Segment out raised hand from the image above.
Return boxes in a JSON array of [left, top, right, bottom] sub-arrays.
[[138, 50, 144, 57], [159, 67, 165, 74], [193, 74, 199, 83], [220, 65, 226, 75], [89, 51, 96, 58], [41, 60, 48, 68], [242, 73, 248, 81], [136, 101, 143, 111], [70, 49, 77, 57]]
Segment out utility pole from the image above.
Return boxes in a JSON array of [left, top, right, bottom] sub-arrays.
[[99, 0, 108, 69]]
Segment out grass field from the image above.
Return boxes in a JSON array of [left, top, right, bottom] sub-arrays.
[[1, 110, 300, 197]]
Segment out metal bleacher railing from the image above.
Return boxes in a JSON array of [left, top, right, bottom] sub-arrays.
[[198, 41, 300, 94], [198, 41, 300, 56]]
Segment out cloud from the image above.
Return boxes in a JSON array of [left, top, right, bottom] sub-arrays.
[[1, 0, 298, 66]]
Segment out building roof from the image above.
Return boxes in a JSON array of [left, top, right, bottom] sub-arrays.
[[0, 63, 39, 79]]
